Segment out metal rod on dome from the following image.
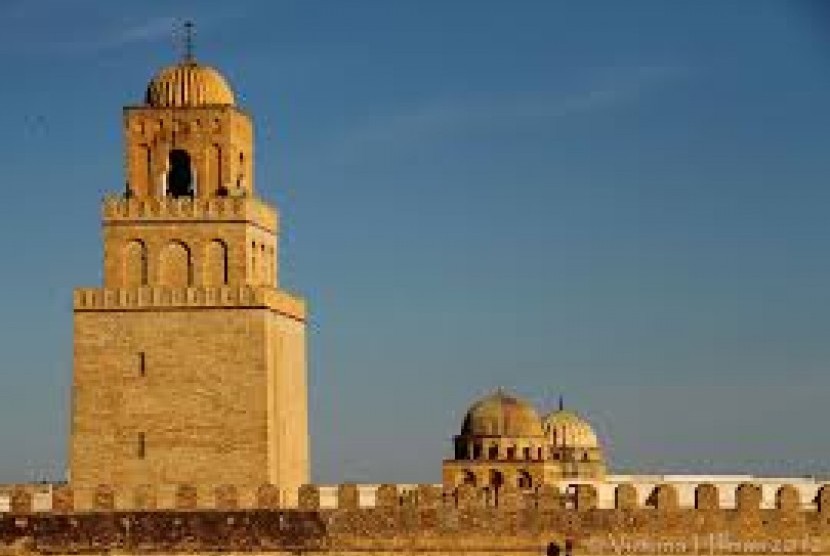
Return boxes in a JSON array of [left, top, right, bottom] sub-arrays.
[[182, 21, 195, 62]]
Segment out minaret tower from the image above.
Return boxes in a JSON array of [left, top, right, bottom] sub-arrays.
[[70, 48, 309, 503]]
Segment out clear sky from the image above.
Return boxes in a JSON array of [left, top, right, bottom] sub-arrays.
[[0, 0, 829, 484]]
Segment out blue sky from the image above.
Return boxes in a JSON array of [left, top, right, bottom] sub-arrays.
[[0, 0, 829, 483]]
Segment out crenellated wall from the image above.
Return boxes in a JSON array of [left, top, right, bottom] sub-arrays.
[[2, 482, 830, 555], [73, 285, 305, 321], [2, 480, 828, 513], [102, 196, 277, 231]]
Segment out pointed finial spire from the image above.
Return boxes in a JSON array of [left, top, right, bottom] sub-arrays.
[[558, 395, 564, 411], [182, 20, 195, 62]]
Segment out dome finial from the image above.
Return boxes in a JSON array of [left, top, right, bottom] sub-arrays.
[[182, 20, 195, 63]]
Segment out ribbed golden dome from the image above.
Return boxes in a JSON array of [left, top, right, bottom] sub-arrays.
[[543, 409, 600, 449], [461, 390, 543, 437], [145, 61, 235, 108]]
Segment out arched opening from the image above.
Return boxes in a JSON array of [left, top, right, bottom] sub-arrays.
[[260, 243, 266, 283], [124, 240, 148, 287], [167, 149, 193, 198], [236, 151, 246, 192], [159, 241, 192, 287], [205, 239, 229, 286], [133, 144, 151, 198], [517, 470, 533, 489], [251, 241, 257, 282], [208, 144, 224, 196], [489, 469, 504, 490], [487, 445, 498, 460], [461, 470, 477, 486]]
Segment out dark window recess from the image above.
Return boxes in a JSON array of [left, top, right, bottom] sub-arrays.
[[138, 433, 146, 459], [167, 149, 193, 197], [138, 352, 146, 376]]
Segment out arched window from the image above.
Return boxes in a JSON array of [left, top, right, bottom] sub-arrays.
[[167, 149, 193, 198], [517, 470, 533, 489], [237, 151, 246, 191], [124, 240, 148, 287], [135, 144, 151, 197], [205, 239, 229, 285], [209, 144, 224, 195], [489, 469, 504, 490], [159, 241, 192, 287], [461, 470, 477, 486], [260, 243, 266, 283], [488, 445, 498, 460], [251, 241, 257, 282]]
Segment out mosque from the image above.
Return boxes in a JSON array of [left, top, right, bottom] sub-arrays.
[[1, 52, 830, 556]]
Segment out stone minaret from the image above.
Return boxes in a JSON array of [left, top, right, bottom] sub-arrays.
[[70, 58, 308, 504]]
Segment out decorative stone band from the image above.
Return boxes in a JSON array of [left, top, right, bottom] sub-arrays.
[[102, 196, 278, 233], [73, 285, 306, 321]]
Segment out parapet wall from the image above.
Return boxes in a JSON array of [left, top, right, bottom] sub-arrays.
[[73, 285, 305, 320], [0, 483, 830, 556], [3, 483, 830, 555], [102, 196, 278, 232], [2, 481, 829, 513]]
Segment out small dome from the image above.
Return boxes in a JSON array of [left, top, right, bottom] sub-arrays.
[[145, 61, 235, 108], [461, 390, 543, 437], [543, 409, 600, 449]]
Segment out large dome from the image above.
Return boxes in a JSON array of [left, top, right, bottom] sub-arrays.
[[460, 390, 543, 437], [145, 61, 235, 108], [543, 409, 600, 449]]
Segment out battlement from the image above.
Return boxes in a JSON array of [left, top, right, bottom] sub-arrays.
[[73, 285, 306, 321], [102, 196, 278, 233], [2, 481, 828, 513], [2, 482, 830, 555]]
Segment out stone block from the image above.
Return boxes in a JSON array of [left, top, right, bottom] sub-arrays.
[[256, 484, 280, 509], [573, 484, 597, 511], [695, 483, 719, 510], [375, 484, 399, 508], [648, 484, 678, 511], [735, 483, 761, 512], [615, 484, 638, 510], [215, 484, 238, 509], [337, 483, 359, 509], [298, 484, 320, 510], [10, 487, 32, 514], [52, 486, 74, 512], [133, 484, 157, 510], [776, 485, 800, 512], [175, 484, 198, 510], [93, 485, 114, 510]]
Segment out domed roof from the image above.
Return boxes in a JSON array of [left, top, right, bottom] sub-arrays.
[[543, 408, 600, 449], [145, 61, 235, 108], [461, 390, 543, 437]]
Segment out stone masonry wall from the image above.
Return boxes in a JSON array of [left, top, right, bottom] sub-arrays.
[[1, 483, 830, 555]]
